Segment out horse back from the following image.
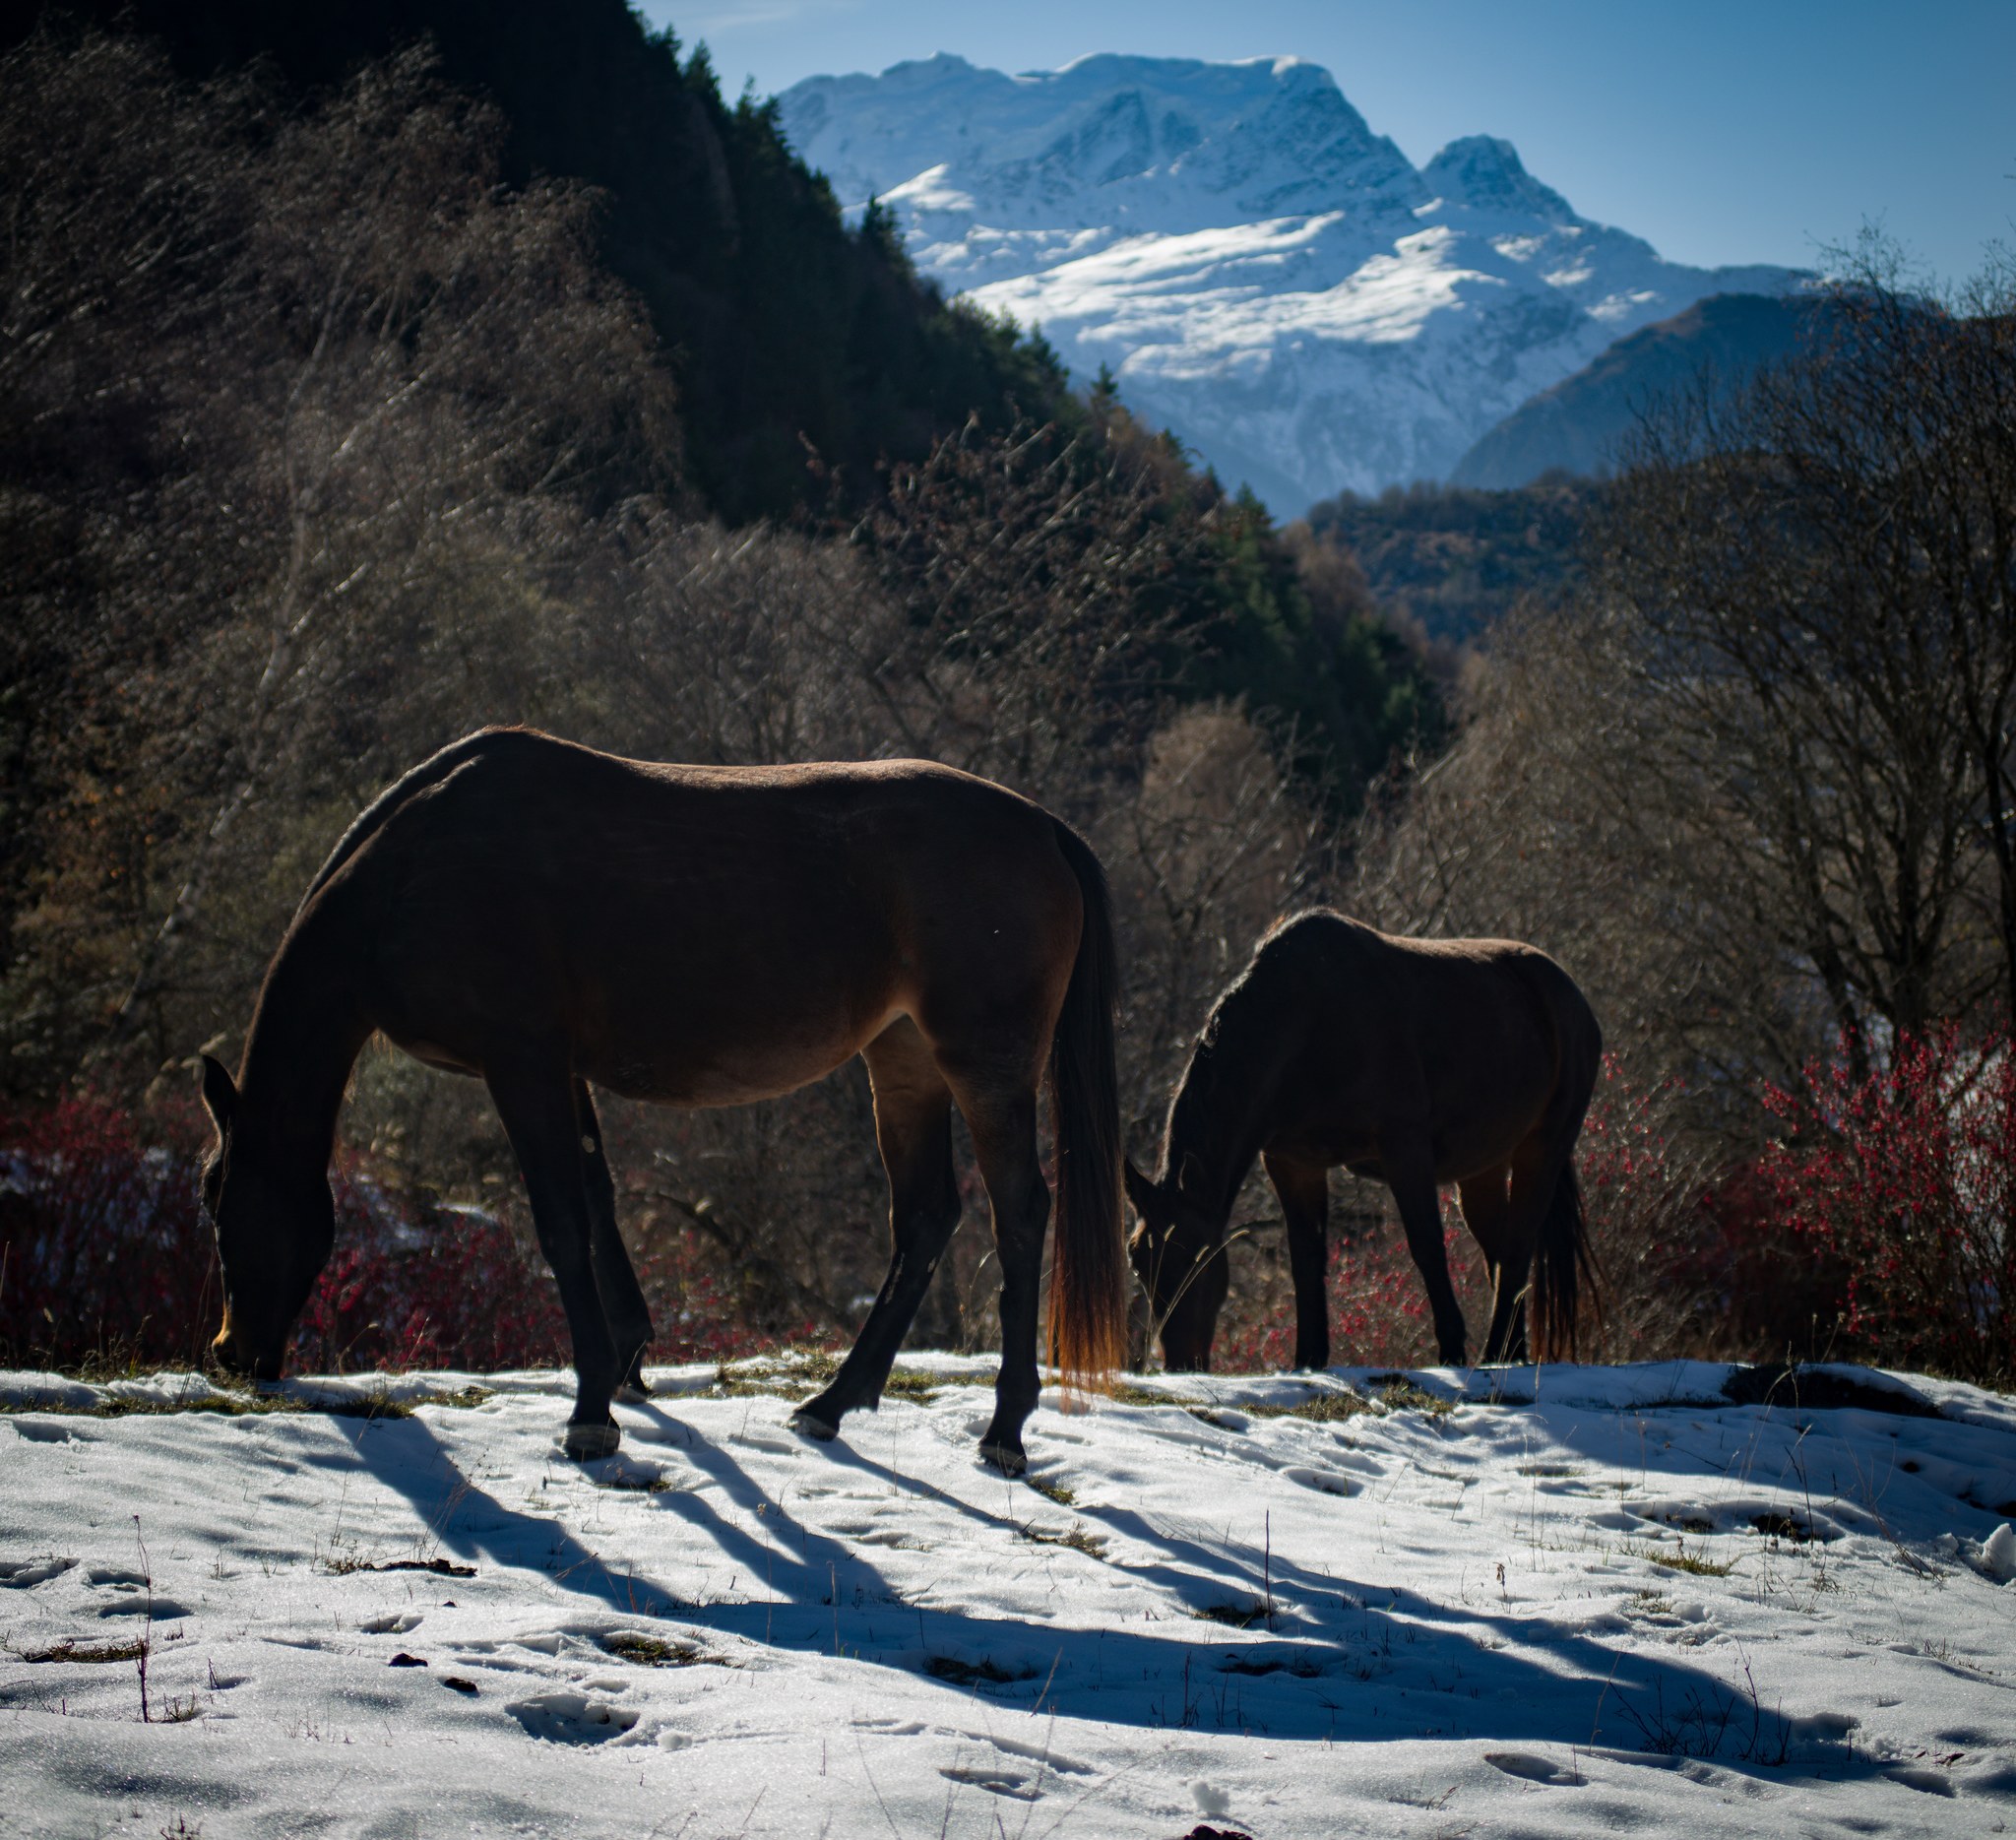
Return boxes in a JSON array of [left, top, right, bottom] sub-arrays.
[[1262, 913, 1598, 1173], [307, 731, 1083, 1103]]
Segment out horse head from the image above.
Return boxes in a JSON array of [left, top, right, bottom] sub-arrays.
[[200, 1055, 335, 1382], [1123, 1156, 1228, 1372]]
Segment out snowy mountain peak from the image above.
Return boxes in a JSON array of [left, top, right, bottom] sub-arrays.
[[1421, 135, 1575, 221], [786, 51, 1418, 240], [779, 54, 1804, 509]]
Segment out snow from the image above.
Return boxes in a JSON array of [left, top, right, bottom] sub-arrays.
[[779, 54, 1806, 509], [4, 1354, 2015, 1837]]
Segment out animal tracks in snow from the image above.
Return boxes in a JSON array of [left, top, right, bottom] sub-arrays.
[[6, 1355, 2016, 1838], [1484, 1748, 1585, 1785], [504, 1688, 640, 1745], [0, 1555, 76, 1588], [1280, 1465, 1355, 1497]]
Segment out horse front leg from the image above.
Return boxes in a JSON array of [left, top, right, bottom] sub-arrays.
[[488, 1060, 622, 1459], [1264, 1150, 1332, 1370], [575, 1081, 654, 1400], [1385, 1136, 1468, 1367]]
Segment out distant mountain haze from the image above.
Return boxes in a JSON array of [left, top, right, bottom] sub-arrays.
[[1448, 292, 1818, 490], [781, 53, 1806, 512]]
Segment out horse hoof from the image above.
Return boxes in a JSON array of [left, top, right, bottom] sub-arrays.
[[789, 1407, 839, 1444], [979, 1441, 1027, 1478], [564, 1421, 621, 1461]]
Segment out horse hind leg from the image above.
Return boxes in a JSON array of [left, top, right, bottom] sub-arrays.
[[487, 1058, 622, 1459], [946, 1076, 1049, 1476], [1385, 1134, 1468, 1366], [1264, 1150, 1332, 1371], [795, 1020, 962, 1441], [575, 1081, 654, 1400], [1460, 1167, 1529, 1364]]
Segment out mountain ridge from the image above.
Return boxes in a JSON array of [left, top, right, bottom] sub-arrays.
[[781, 53, 1804, 510], [1448, 291, 1821, 490]]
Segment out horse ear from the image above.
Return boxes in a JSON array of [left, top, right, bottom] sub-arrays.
[[1122, 1158, 1158, 1217], [199, 1054, 237, 1137]]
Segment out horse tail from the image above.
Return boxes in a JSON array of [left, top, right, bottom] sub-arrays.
[[1044, 818, 1127, 1390], [300, 727, 529, 910], [1533, 1159, 1604, 1362]]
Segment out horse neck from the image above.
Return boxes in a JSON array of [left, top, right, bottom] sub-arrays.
[[1162, 977, 1286, 1229], [233, 905, 373, 1179]]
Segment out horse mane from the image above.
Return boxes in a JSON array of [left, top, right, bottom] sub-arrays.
[[1163, 951, 1279, 1197], [298, 727, 533, 912]]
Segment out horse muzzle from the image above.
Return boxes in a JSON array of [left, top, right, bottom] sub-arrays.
[[211, 1314, 283, 1382]]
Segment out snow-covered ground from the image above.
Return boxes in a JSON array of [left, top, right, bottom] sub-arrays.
[[4, 1355, 2014, 1838]]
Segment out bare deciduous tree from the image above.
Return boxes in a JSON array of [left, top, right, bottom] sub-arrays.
[[1595, 240, 2013, 1062], [106, 48, 674, 1047]]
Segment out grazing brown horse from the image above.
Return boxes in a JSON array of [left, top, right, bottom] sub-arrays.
[[198, 728, 1126, 1470], [1125, 912, 1601, 1372]]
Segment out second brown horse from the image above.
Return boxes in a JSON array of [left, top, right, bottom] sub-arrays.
[[1126, 912, 1601, 1372], [198, 729, 1127, 1470]]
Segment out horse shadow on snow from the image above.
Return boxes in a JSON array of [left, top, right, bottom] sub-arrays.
[[324, 1394, 1936, 1790]]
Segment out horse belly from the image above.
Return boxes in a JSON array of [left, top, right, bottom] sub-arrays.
[[372, 875, 899, 1106], [1428, 1091, 1552, 1182], [577, 874, 899, 1100], [583, 990, 898, 1108]]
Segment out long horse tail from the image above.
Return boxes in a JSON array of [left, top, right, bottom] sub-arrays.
[[1044, 818, 1127, 1390], [299, 727, 530, 910], [1532, 1160, 1604, 1362]]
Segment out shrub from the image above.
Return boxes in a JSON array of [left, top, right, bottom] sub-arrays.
[[0, 1098, 218, 1370], [1212, 1217, 1481, 1372], [1759, 1027, 2015, 1385], [292, 1174, 571, 1374], [1574, 1056, 1824, 1364], [0, 1099, 790, 1374]]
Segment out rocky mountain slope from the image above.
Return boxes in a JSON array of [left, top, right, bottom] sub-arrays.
[[781, 54, 1803, 511]]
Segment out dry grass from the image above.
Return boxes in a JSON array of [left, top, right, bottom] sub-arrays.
[[601, 1632, 728, 1668], [1246, 1389, 1373, 1425], [924, 1654, 1036, 1686], [19, 1636, 149, 1665], [1018, 1523, 1109, 1559], [1367, 1375, 1458, 1417], [1194, 1600, 1271, 1629], [323, 1554, 476, 1579], [0, 1384, 491, 1423], [1623, 1538, 1736, 1578]]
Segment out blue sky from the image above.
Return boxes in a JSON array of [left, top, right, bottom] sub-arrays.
[[638, 0, 2012, 286]]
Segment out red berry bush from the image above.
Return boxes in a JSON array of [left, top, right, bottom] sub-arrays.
[[0, 1099, 220, 1370], [1, 1099, 779, 1375], [1759, 1027, 2015, 1386]]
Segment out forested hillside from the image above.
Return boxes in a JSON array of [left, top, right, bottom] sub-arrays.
[[1301, 478, 1597, 645], [0, 0, 1071, 522], [0, 0, 1430, 774]]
